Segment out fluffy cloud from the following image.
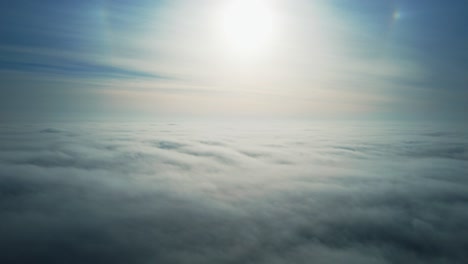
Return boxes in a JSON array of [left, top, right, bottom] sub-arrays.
[[0, 122, 467, 263]]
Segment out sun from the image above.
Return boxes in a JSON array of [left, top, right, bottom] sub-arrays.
[[217, 0, 276, 56]]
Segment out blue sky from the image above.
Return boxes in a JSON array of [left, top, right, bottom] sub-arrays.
[[0, 0, 467, 121]]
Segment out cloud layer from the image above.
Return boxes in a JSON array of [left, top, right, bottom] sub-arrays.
[[0, 122, 467, 263]]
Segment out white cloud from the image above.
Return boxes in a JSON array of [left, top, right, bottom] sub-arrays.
[[0, 121, 467, 263]]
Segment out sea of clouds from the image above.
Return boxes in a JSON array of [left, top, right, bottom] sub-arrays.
[[0, 121, 467, 263]]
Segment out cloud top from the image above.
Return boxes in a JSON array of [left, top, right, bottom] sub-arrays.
[[0, 122, 467, 263]]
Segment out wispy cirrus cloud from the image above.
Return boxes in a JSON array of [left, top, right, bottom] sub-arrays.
[[2, 0, 466, 120]]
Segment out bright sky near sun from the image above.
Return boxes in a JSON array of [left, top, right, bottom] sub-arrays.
[[0, 0, 467, 121], [217, 0, 276, 56]]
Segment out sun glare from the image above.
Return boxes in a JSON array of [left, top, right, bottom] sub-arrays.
[[218, 0, 275, 56]]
